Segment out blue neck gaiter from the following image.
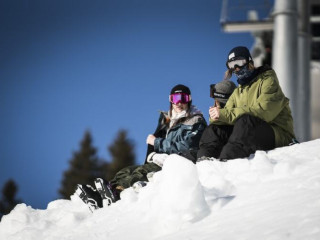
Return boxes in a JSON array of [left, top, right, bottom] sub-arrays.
[[235, 65, 255, 85]]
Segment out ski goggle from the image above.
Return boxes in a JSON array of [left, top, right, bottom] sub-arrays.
[[169, 93, 191, 104], [226, 58, 247, 70]]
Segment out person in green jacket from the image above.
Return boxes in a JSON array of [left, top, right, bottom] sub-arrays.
[[197, 46, 296, 161]]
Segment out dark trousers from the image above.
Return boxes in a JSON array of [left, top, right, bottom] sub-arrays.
[[109, 163, 161, 189], [197, 114, 275, 160]]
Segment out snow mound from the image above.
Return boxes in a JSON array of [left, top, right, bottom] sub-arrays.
[[1, 139, 320, 240]]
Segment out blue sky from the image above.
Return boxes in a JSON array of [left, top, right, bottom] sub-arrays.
[[0, 0, 263, 209]]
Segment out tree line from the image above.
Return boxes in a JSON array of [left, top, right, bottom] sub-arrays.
[[0, 129, 136, 219]]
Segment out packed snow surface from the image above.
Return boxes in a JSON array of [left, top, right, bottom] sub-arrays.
[[1, 139, 320, 240]]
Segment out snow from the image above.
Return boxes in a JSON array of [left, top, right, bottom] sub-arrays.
[[1, 139, 320, 240]]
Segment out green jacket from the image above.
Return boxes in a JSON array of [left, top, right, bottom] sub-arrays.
[[211, 66, 295, 147]]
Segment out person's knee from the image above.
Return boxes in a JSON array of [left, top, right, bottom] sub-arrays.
[[234, 114, 263, 128], [236, 114, 253, 122]]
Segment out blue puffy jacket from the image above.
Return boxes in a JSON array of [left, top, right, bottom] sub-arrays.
[[154, 105, 207, 155]]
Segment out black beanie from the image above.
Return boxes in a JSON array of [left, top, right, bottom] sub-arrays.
[[170, 84, 191, 95], [227, 46, 253, 63]]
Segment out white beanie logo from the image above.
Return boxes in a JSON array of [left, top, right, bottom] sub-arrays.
[[228, 52, 235, 60]]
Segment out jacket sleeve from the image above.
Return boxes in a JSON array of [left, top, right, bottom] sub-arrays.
[[154, 119, 206, 154], [215, 74, 288, 125]]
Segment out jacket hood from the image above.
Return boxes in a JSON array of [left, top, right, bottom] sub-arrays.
[[165, 105, 203, 118], [255, 65, 272, 75], [188, 105, 203, 116], [164, 105, 205, 129]]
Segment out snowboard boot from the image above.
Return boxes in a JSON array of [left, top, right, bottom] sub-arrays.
[[75, 184, 103, 212], [94, 178, 119, 206]]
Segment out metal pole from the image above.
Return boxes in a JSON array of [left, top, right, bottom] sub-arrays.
[[297, 0, 311, 141], [272, 0, 298, 139], [220, 0, 229, 23]]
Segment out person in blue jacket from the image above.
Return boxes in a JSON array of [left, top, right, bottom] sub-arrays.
[[75, 84, 207, 211]]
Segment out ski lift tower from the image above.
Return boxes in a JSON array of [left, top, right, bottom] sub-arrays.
[[221, 0, 274, 33], [220, 0, 274, 67], [220, 0, 312, 142]]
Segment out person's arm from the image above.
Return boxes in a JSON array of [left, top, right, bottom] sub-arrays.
[[213, 74, 287, 125], [209, 91, 236, 124]]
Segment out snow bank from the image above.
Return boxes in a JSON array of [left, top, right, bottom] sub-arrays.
[[1, 139, 320, 240]]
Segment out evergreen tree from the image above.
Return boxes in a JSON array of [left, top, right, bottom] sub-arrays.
[[0, 179, 21, 219], [59, 130, 104, 199], [107, 129, 136, 180]]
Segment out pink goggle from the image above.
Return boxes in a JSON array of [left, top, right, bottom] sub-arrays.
[[169, 93, 191, 104]]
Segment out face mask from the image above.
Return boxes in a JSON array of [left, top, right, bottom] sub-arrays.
[[234, 65, 254, 80]]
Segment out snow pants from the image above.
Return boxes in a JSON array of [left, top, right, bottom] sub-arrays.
[[197, 114, 275, 160], [109, 163, 161, 189]]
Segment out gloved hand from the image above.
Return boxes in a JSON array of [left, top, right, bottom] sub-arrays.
[[147, 152, 156, 163], [196, 156, 226, 163], [196, 156, 208, 163], [147, 152, 169, 167]]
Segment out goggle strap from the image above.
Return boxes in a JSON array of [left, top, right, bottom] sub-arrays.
[[211, 91, 231, 99]]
